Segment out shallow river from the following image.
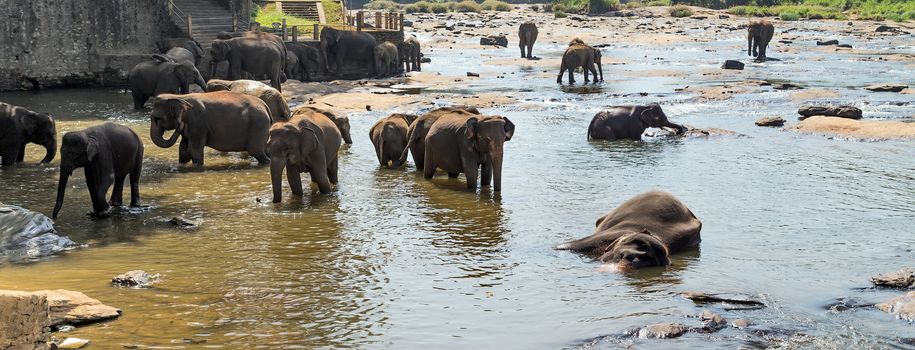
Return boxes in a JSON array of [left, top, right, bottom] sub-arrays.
[[1, 18, 914, 349]]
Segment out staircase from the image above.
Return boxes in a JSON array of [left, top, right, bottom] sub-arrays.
[[170, 0, 241, 49], [280, 1, 325, 24]]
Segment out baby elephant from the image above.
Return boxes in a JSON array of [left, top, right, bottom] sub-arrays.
[[268, 109, 342, 203], [748, 20, 775, 61], [555, 191, 702, 271], [53, 123, 144, 219], [369, 113, 418, 167], [587, 103, 685, 141], [557, 38, 600, 84], [0, 102, 57, 166]]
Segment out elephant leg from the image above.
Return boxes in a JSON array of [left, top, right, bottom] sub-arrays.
[[178, 137, 191, 164], [589, 65, 599, 84], [132, 92, 148, 110], [448, 172, 459, 178], [519, 45, 525, 58], [376, 145, 385, 166], [110, 176, 126, 206], [415, 56, 421, 71], [583, 64, 591, 83], [188, 136, 206, 167], [557, 66, 566, 84], [327, 157, 339, 184], [481, 162, 492, 187], [129, 165, 141, 207], [1, 148, 17, 166], [88, 169, 113, 216], [568, 66, 575, 84], [423, 149, 435, 179], [287, 164, 304, 196], [760, 43, 768, 60], [463, 162, 478, 190], [16, 145, 25, 162], [528, 45, 533, 59]]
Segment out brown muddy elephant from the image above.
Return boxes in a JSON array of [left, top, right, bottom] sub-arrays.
[[149, 92, 271, 166], [423, 112, 515, 191], [128, 54, 208, 109], [0, 102, 56, 166], [320, 27, 378, 77], [370, 113, 418, 167], [205, 79, 290, 122], [518, 22, 538, 59], [394, 106, 481, 169], [587, 103, 685, 141], [268, 108, 342, 202], [210, 31, 286, 91], [398, 36, 422, 72], [558, 38, 600, 84], [555, 191, 702, 270], [748, 20, 774, 61]]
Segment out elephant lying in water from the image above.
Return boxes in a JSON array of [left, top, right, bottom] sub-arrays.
[[587, 103, 685, 141], [268, 108, 342, 202], [423, 111, 515, 191], [555, 191, 702, 271], [0, 102, 56, 166]]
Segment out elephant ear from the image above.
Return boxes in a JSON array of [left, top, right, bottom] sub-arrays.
[[86, 136, 99, 162], [20, 112, 39, 136], [159, 98, 193, 124], [502, 116, 515, 142], [464, 117, 479, 140], [298, 126, 324, 163], [638, 104, 663, 127]]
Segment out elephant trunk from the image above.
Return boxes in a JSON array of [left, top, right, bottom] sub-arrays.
[[150, 121, 182, 148], [194, 70, 208, 91], [38, 137, 56, 164], [342, 130, 353, 145], [666, 121, 687, 135], [52, 167, 71, 218], [492, 151, 504, 192], [270, 158, 286, 203]]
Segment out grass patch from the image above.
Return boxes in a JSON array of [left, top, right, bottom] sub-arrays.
[[723, 0, 915, 20], [451, 0, 483, 12], [554, 9, 568, 17], [481, 0, 513, 11], [322, 0, 343, 24], [669, 4, 694, 16], [365, 0, 400, 10], [624, 0, 671, 8], [255, 3, 319, 28], [852, 0, 915, 21], [779, 10, 801, 19], [552, 0, 620, 14]]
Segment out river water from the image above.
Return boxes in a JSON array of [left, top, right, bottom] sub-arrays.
[[1, 16, 914, 349]]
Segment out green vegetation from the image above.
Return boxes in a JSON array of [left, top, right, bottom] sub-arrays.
[[365, 0, 400, 10], [669, 4, 694, 15], [531, 4, 541, 10], [431, 2, 450, 12], [554, 9, 569, 16], [726, 2, 846, 20], [322, 0, 344, 23], [551, 0, 620, 14], [451, 0, 483, 12], [481, 0, 513, 11], [779, 10, 801, 19], [623, 0, 671, 8], [254, 3, 319, 28], [402, 0, 514, 13], [676, 0, 914, 21]]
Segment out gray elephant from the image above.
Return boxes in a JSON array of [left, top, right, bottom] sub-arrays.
[[295, 106, 352, 144], [268, 108, 342, 202], [591, 47, 604, 82], [557, 38, 599, 85], [285, 51, 301, 81], [157, 37, 204, 65], [748, 20, 774, 61], [370, 113, 418, 167], [423, 112, 515, 191], [0, 102, 56, 166], [398, 36, 421, 72], [374, 42, 399, 78], [165, 47, 196, 65], [587, 103, 685, 141], [149, 92, 271, 166], [53, 122, 143, 219], [518, 22, 538, 59], [128, 54, 208, 109], [210, 31, 286, 91], [285, 42, 322, 81], [394, 106, 480, 169], [320, 27, 378, 77], [205, 79, 291, 122]]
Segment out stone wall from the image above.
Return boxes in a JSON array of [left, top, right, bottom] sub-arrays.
[[0, 290, 50, 350]]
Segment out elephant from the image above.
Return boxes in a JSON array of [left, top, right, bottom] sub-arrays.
[[320, 27, 378, 77], [157, 37, 204, 65], [0, 102, 56, 166], [394, 106, 480, 169], [210, 31, 286, 91], [370, 113, 418, 167], [165, 47, 196, 65], [294, 106, 352, 144], [748, 20, 775, 61], [374, 42, 399, 78], [285, 42, 323, 81], [587, 103, 685, 141], [285, 51, 301, 81], [128, 54, 208, 109], [149, 92, 271, 166], [52, 122, 143, 219], [268, 108, 342, 202], [423, 112, 515, 191], [518, 22, 538, 59], [555, 191, 702, 270], [205, 79, 291, 122], [397, 36, 421, 72], [557, 38, 600, 84], [591, 47, 604, 82]]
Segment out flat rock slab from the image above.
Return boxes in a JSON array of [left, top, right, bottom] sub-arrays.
[[865, 84, 908, 92], [0, 290, 51, 350], [480, 35, 508, 47], [872, 268, 915, 289], [877, 291, 915, 322], [681, 291, 765, 308], [0, 204, 77, 263], [36, 290, 120, 326], [638, 323, 689, 339], [798, 105, 862, 120], [816, 39, 839, 46], [112, 270, 159, 288], [756, 116, 786, 127], [794, 116, 915, 140]]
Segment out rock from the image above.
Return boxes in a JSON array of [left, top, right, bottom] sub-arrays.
[[797, 105, 862, 120], [56, 338, 90, 349], [872, 268, 915, 288], [865, 84, 908, 92], [721, 60, 744, 70], [816, 39, 839, 46], [772, 83, 802, 90], [37, 290, 120, 326], [402, 20, 413, 27], [794, 116, 915, 140], [638, 323, 689, 339], [875, 25, 907, 33], [0, 290, 51, 350], [467, 72, 480, 77], [732, 319, 751, 328], [690, 15, 708, 20], [0, 204, 78, 263], [719, 14, 730, 19], [877, 291, 915, 322], [480, 35, 508, 47], [681, 291, 765, 308], [168, 216, 200, 229], [699, 310, 727, 330], [420, 57, 431, 63], [837, 44, 852, 48], [112, 270, 159, 288], [824, 297, 872, 312], [755, 116, 786, 127]]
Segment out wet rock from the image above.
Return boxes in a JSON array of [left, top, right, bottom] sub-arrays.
[[875, 25, 908, 34], [719, 14, 730, 19], [37, 290, 121, 326], [638, 323, 689, 339], [112, 270, 159, 288], [865, 84, 908, 93], [467, 72, 480, 77], [0, 290, 51, 350], [681, 291, 765, 309], [824, 297, 873, 312], [816, 39, 839, 46], [168, 216, 201, 229], [699, 310, 727, 330], [56, 337, 90, 349], [402, 20, 413, 27], [837, 44, 853, 49], [877, 291, 915, 321], [755, 116, 786, 127], [732, 319, 751, 328], [420, 57, 431, 63], [721, 60, 744, 70], [480, 35, 508, 47], [772, 83, 802, 90], [0, 204, 78, 263], [797, 105, 862, 120], [871, 267, 915, 288]]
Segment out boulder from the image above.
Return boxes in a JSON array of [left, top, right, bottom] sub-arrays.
[[480, 35, 508, 47], [797, 105, 862, 120], [36, 290, 120, 326], [877, 291, 915, 322], [731, 319, 751, 328], [112, 270, 160, 288], [721, 60, 744, 70], [637, 323, 689, 339], [875, 25, 908, 34], [402, 20, 414, 27], [169, 216, 201, 229], [681, 291, 765, 307], [816, 39, 839, 46], [794, 116, 915, 140], [872, 268, 915, 289], [699, 310, 727, 330], [0, 290, 51, 350], [755, 116, 786, 127], [865, 84, 908, 93], [0, 204, 78, 263]]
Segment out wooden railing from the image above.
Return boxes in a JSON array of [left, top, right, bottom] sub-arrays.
[[167, 0, 194, 37]]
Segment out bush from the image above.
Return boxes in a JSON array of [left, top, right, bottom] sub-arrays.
[[779, 11, 800, 19], [552, 3, 568, 12], [431, 2, 450, 12], [589, 0, 620, 13], [481, 0, 513, 11], [554, 9, 568, 17], [365, 0, 400, 10], [451, 0, 483, 12], [405, 1, 433, 12], [669, 4, 693, 16]]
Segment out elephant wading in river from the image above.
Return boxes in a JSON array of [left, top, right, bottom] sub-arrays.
[[150, 92, 271, 166], [394, 106, 480, 169], [0, 102, 56, 166], [205, 79, 291, 122], [423, 112, 515, 191], [370, 113, 418, 167], [210, 31, 286, 91], [295, 106, 352, 144], [558, 38, 601, 84], [587, 103, 685, 141], [320, 27, 378, 77], [128, 54, 208, 109], [268, 109, 342, 202], [748, 20, 775, 61], [53, 123, 143, 219], [555, 191, 702, 271], [374, 42, 399, 78], [518, 22, 538, 59]]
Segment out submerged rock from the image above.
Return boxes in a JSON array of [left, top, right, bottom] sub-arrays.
[[0, 204, 78, 263], [755, 116, 786, 127], [480, 35, 508, 47], [168, 216, 201, 229], [877, 291, 915, 322], [38, 290, 121, 326], [872, 268, 915, 289], [637, 323, 689, 339], [0, 290, 51, 350], [731, 319, 751, 328], [681, 291, 765, 308], [699, 310, 727, 330], [824, 297, 873, 312], [112, 270, 160, 288], [797, 105, 862, 120], [865, 84, 908, 92], [721, 60, 744, 70]]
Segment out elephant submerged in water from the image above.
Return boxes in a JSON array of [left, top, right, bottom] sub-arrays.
[[587, 103, 685, 141], [748, 20, 774, 61], [0, 102, 56, 166]]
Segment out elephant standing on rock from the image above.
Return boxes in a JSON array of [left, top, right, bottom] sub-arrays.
[[370, 113, 418, 167], [205, 79, 291, 122], [157, 37, 204, 65], [295, 106, 352, 144], [558, 38, 600, 84], [748, 20, 774, 61], [268, 108, 342, 203], [587, 103, 685, 141], [320, 27, 378, 77], [374, 42, 399, 78], [210, 31, 286, 91], [128, 54, 208, 109], [518, 22, 538, 59], [394, 106, 481, 169], [53, 123, 143, 219], [423, 112, 515, 191], [398, 36, 422, 72], [149, 92, 271, 166], [0, 102, 56, 166]]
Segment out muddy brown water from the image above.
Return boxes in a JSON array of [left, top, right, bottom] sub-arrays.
[[1, 17, 914, 349]]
